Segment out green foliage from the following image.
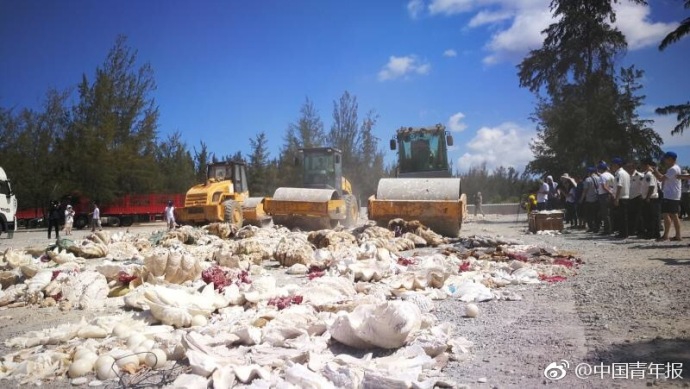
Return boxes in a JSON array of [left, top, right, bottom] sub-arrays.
[[157, 131, 196, 193], [327, 92, 386, 199], [248, 132, 272, 196], [656, 0, 690, 136], [0, 37, 389, 211], [276, 98, 326, 189], [193, 141, 212, 184], [519, 0, 662, 176]]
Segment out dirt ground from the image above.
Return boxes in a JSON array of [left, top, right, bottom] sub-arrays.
[[1, 217, 689, 388]]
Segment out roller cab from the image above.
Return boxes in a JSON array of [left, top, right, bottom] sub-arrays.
[[369, 124, 467, 237], [264, 147, 358, 230]]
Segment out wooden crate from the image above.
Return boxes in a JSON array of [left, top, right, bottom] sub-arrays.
[[529, 211, 564, 233]]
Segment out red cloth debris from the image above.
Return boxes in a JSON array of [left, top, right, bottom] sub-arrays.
[[202, 266, 251, 291], [553, 258, 575, 268], [539, 274, 567, 282], [459, 261, 471, 272], [268, 295, 303, 310], [117, 271, 137, 284], [398, 257, 416, 266]]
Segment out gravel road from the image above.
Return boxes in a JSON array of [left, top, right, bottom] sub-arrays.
[[1, 217, 689, 388]]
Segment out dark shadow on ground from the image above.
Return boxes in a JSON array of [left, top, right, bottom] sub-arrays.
[[648, 257, 690, 266], [589, 338, 690, 383], [628, 244, 689, 250]]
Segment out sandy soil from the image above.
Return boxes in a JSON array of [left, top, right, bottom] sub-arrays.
[[1, 217, 689, 388]]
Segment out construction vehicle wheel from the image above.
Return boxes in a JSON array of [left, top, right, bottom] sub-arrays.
[[223, 200, 243, 228], [74, 215, 89, 230], [121, 216, 134, 227], [343, 195, 359, 228], [110, 217, 120, 227]]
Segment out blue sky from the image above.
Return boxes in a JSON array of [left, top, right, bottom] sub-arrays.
[[1, 0, 689, 173]]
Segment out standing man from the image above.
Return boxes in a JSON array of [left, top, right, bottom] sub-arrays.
[[580, 167, 600, 232], [611, 158, 631, 238], [626, 161, 645, 237], [537, 179, 549, 211], [546, 176, 559, 210], [641, 159, 661, 240], [47, 200, 61, 240], [164, 200, 176, 230], [597, 162, 616, 235], [653, 151, 687, 241], [91, 202, 102, 232]]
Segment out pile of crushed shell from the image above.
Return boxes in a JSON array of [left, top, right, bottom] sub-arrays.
[[0, 219, 581, 388]]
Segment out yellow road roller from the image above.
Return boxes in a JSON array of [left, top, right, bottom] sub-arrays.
[[264, 147, 359, 230], [177, 161, 270, 228], [368, 124, 467, 237]]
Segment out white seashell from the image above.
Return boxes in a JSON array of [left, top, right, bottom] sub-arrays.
[[285, 362, 335, 388], [95, 355, 119, 380], [112, 322, 132, 338], [71, 377, 89, 385], [140, 339, 155, 351], [211, 366, 236, 389], [77, 325, 108, 339], [143, 348, 167, 369], [114, 352, 139, 369], [233, 364, 270, 384], [68, 358, 95, 378], [465, 303, 479, 318], [286, 263, 308, 275], [191, 315, 207, 327], [329, 301, 422, 349], [132, 345, 149, 363], [27, 269, 53, 294], [126, 333, 147, 350]]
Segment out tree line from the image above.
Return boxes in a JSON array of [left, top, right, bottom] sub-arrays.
[[0, 36, 388, 211], [519, 0, 688, 177]]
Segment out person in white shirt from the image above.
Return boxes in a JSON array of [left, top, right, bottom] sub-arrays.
[[611, 157, 631, 238], [641, 159, 661, 239], [537, 179, 549, 211], [597, 162, 616, 235], [64, 205, 75, 235], [653, 151, 689, 241], [164, 200, 176, 230], [90, 203, 102, 232], [626, 161, 645, 237]]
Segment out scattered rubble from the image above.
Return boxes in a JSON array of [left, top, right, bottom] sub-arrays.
[[0, 220, 581, 387]]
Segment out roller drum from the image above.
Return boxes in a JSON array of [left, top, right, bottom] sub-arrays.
[[376, 178, 461, 201]]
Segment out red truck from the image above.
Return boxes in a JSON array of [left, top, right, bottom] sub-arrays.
[[16, 193, 186, 229]]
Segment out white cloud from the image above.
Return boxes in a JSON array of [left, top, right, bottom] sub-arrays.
[[457, 122, 533, 171], [468, 9, 513, 28], [613, 2, 676, 50], [482, 7, 552, 64], [377, 55, 431, 81], [448, 112, 468, 131], [429, 0, 476, 15], [423, 0, 677, 65], [443, 49, 458, 57], [407, 0, 425, 19], [649, 113, 690, 147]]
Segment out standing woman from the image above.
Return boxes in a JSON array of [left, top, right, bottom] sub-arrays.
[[64, 205, 75, 235]]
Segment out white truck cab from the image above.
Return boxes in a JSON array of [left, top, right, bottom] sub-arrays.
[[0, 167, 18, 237]]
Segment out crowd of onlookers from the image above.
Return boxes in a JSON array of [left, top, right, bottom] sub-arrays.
[[527, 151, 690, 241]]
